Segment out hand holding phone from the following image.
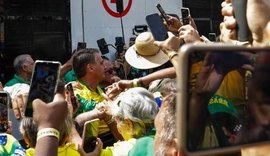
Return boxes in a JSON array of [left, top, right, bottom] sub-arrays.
[[146, 13, 168, 41], [156, 4, 171, 25], [25, 60, 61, 117], [181, 7, 190, 25], [0, 91, 9, 132], [82, 119, 100, 153], [65, 82, 78, 113]]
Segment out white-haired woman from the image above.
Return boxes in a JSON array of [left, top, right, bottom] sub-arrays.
[[80, 87, 159, 156]]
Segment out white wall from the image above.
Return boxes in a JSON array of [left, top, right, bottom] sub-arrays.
[[71, 0, 182, 60]]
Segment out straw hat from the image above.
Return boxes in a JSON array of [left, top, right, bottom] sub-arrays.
[[125, 32, 169, 69]]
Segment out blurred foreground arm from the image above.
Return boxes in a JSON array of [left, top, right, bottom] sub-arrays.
[[33, 93, 68, 156]]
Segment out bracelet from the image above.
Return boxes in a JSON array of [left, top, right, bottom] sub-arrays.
[[37, 128, 60, 141], [105, 117, 114, 125], [132, 78, 139, 87], [138, 78, 145, 88], [167, 51, 178, 60]]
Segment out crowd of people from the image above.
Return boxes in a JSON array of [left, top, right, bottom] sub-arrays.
[[1, 0, 270, 155]]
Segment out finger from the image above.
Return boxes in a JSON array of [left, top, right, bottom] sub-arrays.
[[96, 138, 103, 149], [77, 145, 86, 155], [153, 41, 162, 48], [101, 93, 111, 102], [221, 4, 233, 16], [12, 99, 21, 119], [224, 16, 236, 29], [52, 93, 65, 102], [167, 31, 175, 38]]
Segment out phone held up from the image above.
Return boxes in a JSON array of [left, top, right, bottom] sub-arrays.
[[77, 42, 87, 52], [82, 119, 100, 153], [181, 7, 190, 25], [24, 60, 61, 117], [156, 3, 171, 25], [146, 13, 168, 41], [0, 91, 9, 133], [65, 82, 77, 111]]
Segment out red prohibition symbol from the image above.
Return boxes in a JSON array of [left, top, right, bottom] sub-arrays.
[[102, 0, 133, 18]]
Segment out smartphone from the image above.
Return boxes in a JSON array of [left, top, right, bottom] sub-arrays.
[[177, 44, 270, 155], [181, 7, 190, 25], [208, 33, 217, 42], [77, 42, 87, 51], [156, 3, 170, 24], [0, 91, 9, 132], [97, 38, 109, 55], [145, 13, 168, 41], [82, 119, 100, 153], [65, 82, 77, 111], [25, 60, 61, 117]]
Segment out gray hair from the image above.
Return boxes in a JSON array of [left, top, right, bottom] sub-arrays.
[[112, 87, 158, 123], [112, 87, 158, 137], [155, 93, 177, 156], [148, 78, 177, 95], [13, 54, 31, 74]]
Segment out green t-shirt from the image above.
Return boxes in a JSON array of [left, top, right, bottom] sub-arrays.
[[4, 74, 29, 87], [128, 129, 155, 156], [64, 69, 77, 83]]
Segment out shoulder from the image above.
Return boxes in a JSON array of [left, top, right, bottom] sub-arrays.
[[58, 142, 80, 156], [128, 137, 154, 156]]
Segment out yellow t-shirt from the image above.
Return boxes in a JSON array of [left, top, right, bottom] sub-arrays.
[[215, 70, 245, 108], [74, 80, 109, 134], [100, 138, 137, 156], [26, 142, 80, 156]]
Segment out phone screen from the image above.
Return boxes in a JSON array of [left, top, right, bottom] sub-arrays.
[[82, 119, 100, 152], [146, 13, 168, 41], [77, 42, 87, 51], [0, 92, 8, 132], [181, 7, 190, 25], [97, 38, 109, 55], [156, 4, 170, 24], [65, 82, 77, 110], [25, 60, 61, 117]]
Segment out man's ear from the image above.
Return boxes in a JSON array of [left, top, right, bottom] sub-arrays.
[[22, 64, 28, 72], [87, 64, 94, 72]]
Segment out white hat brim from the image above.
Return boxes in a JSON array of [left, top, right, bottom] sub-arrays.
[[125, 45, 169, 69]]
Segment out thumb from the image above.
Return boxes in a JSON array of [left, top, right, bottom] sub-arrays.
[[153, 41, 162, 48], [53, 93, 65, 102], [77, 144, 87, 155], [167, 31, 175, 37]]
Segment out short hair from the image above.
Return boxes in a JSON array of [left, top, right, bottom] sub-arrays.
[[155, 93, 176, 156], [148, 78, 177, 96], [73, 48, 100, 78], [13, 54, 31, 74], [112, 87, 158, 138]]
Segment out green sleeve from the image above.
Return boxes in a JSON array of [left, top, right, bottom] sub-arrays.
[[74, 94, 97, 117]]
